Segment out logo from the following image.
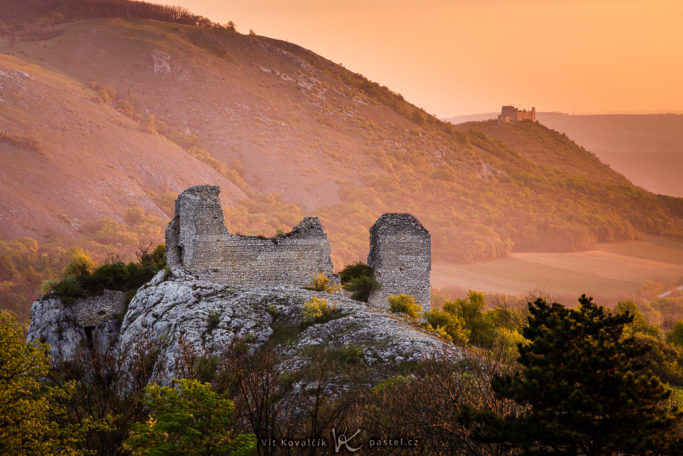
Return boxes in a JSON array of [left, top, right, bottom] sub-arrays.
[[331, 428, 362, 453]]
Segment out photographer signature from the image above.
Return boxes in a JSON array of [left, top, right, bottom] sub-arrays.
[[331, 428, 362, 453]]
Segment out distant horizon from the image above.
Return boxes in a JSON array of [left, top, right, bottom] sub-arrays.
[[150, 0, 683, 118], [444, 110, 683, 119]]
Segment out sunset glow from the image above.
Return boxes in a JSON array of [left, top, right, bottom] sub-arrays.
[[152, 0, 683, 117]]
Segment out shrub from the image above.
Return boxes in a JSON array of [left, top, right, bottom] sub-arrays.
[[62, 247, 94, 278], [124, 379, 255, 455], [339, 262, 379, 301], [52, 275, 82, 305], [82, 262, 130, 291], [667, 321, 683, 347], [40, 278, 58, 294], [490, 327, 527, 362], [423, 309, 469, 344], [389, 294, 422, 321], [50, 245, 166, 305], [114, 99, 136, 119], [339, 262, 374, 284], [207, 311, 220, 332], [327, 344, 364, 365], [616, 300, 662, 338], [306, 273, 339, 293], [345, 275, 379, 302], [444, 291, 498, 348], [303, 297, 337, 321]]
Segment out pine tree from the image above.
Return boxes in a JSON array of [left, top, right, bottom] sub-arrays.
[[463, 295, 682, 455]]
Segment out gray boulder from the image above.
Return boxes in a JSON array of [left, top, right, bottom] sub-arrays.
[[118, 268, 461, 384], [27, 268, 462, 388]]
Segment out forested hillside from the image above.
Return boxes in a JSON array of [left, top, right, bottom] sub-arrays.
[[0, 0, 682, 321]]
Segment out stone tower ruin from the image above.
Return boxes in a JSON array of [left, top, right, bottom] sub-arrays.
[[367, 213, 431, 311], [498, 105, 536, 123], [165, 185, 333, 287]]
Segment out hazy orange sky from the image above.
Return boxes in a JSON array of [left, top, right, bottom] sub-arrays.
[[154, 0, 683, 117]]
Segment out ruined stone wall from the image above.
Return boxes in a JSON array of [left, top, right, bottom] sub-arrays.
[[72, 290, 127, 327], [499, 105, 536, 123], [166, 185, 333, 287], [367, 213, 431, 311]]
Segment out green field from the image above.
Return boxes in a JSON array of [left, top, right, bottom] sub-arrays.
[[432, 236, 683, 298]]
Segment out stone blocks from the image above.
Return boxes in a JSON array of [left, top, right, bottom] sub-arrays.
[[367, 213, 431, 311], [165, 185, 333, 287]]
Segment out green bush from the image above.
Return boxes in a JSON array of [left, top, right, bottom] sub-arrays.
[[50, 245, 166, 306], [52, 275, 83, 306], [339, 262, 379, 301], [207, 311, 220, 332], [83, 262, 130, 291], [423, 309, 469, 344], [124, 379, 255, 456], [667, 321, 683, 347], [328, 344, 364, 365], [339, 262, 374, 284], [388, 294, 422, 321], [139, 244, 166, 270], [444, 291, 498, 348], [616, 300, 662, 338], [345, 275, 379, 302]]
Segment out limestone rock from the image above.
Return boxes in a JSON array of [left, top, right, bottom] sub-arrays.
[[27, 266, 453, 390], [27, 292, 122, 362], [117, 269, 460, 384]]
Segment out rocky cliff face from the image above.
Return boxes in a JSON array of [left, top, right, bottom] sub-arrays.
[[27, 269, 461, 387]]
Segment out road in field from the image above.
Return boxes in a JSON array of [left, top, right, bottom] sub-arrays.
[[432, 236, 683, 297]]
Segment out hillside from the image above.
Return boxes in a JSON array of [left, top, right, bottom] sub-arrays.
[[1, 0, 682, 321], [447, 112, 683, 197], [537, 113, 683, 198]]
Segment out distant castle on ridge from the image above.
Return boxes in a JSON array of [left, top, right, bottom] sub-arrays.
[[498, 105, 536, 123]]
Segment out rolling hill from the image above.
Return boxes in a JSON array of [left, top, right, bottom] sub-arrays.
[[1, 0, 682, 321], [447, 112, 683, 197]]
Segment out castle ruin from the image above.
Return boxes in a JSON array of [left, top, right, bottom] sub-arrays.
[[367, 214, 431, 311], [166, 186, 333, 287], [166, 186, 431, 309], [498, 105, 536, 123]]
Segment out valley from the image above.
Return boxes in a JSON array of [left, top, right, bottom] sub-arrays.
[[433, 235, 683, 300]]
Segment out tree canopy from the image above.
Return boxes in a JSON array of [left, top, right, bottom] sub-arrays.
[[124, 378, 255, 456], [0, 310, 110, 455], [463, 295, 682, 455]]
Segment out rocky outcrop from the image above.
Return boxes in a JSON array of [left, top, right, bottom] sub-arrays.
[[27, 269, 460, 386], [119, 269, 459, 383], [27, 293, 121, 362]]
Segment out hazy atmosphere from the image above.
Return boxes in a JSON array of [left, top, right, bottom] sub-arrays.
[[154, 0, 683, 117], [2, 1, 683, 453]]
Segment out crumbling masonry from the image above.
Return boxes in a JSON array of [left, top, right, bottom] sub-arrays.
[[166, 186, 431, 309], [498, 105, 536, 123], [166, 186, 333, 287], [367, 213, 431, 311]]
